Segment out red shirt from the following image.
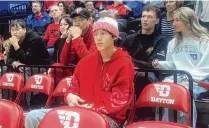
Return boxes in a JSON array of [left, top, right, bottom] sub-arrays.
[[60, 24, 97, 65], [105, 4, 127, 17], [64, 48, 134, 124], [44, 23, 60, 47]]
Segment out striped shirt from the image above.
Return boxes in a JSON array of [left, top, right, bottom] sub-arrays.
[[160, 17, 175, 41]]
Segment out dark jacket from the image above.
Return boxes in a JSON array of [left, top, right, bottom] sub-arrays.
[[52, 38, 66, 63], [122, 30, 168, 69], [6, 31, 50, 65]]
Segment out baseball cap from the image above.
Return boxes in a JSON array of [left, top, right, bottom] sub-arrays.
[[70, 8, 91, 19]]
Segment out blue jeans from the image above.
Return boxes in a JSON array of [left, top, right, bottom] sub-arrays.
[[25, 108, 119, 128]]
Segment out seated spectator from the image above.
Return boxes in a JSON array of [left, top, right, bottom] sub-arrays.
[[6, 19, 50, 67], [49, 8, 97, 85], [44, 0, 72, 12], [105, 0, 127, 19], [69, 1, 85, 13], [26, 1, 51, 36], [25, 17, 134, 128], [124, 1, 145, 17], [152, 7, 209, 127], [60, 7, 97, 66], [44, 5, 62, 48], [57, 1, 71, 16], [122, 4, 168, 120], [52, 16, 73, 63], [158, 0, 183, 41], [85, 0, 99, 22]]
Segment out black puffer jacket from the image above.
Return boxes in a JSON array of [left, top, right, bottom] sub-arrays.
[[6, 31, 50, 65]]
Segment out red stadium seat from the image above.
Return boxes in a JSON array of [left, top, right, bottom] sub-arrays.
[[127, 82, 192, 128], [47, 76, 72, 106], [0, 99, 24, 128], [19, 74, 54, 108], [38, 106, 111, 128], [0, 72, 24, 103]]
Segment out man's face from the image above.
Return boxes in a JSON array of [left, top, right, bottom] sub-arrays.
[[11, 24, 26, 40], [85, 2, 94, 11], [141, 10, 159, 31], [72, 16, 90, 34], [50, 6, 62, 19], [32, 2, 41, 14], [94, 29, 115, 51]]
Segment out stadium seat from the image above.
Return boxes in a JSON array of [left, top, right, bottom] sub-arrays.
[[47, 76, 72, 106], [127, 82, 192, 128], [18, 74, 54, 108], [0, 99, 24, 128], [0, 72, 24, 103], [38, 106, 111, 128]]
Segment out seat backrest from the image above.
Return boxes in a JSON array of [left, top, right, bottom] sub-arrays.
[[21, 74, 54, 95], [0, 72, 24, 92], [52, 76, 72, 96], [0, 99, 24, 128], [136, 82, 191, 123], [38, 106, 110, 128]]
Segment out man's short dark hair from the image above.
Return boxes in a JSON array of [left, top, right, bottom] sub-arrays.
[[11, 19, 26, 29], [142, 4, 161, 19], [32, 1, 42, 7]]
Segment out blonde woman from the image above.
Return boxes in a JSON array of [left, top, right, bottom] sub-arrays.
[[153, 7, 209, 127]]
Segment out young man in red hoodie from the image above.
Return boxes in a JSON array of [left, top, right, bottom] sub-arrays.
[[25, 17, 134, 128]]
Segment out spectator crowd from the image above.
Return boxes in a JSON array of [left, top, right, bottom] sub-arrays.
[[0, 0, 209, 128]]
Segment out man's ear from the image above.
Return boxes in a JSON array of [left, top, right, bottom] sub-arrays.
[[88, 17, 93, 23], [156, 18, 160, 25]]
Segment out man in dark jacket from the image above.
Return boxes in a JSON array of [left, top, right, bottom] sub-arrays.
[[124, 4, 168, 70], [6, 19, 50, 68], [122, 4, 169, 121]]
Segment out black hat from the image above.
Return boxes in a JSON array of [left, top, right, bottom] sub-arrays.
[[70, 8, 91, 19]]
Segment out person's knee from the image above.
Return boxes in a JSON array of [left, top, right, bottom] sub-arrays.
[[25, 109, 50, 128], [25, 110, 40, 123]]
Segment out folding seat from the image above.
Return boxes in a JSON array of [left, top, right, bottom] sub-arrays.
[[0, 72, 24, 103], [17, 74, 54, 108], [0, 99, 24, 128], [38, 106, 111, 128], [47, 76, 72, 106], [127, 82, 192, 128]]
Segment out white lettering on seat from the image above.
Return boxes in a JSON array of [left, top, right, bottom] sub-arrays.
[[31, 84, 44, 90], [151, 97, 175, 104], [57, 110, 80, 128]]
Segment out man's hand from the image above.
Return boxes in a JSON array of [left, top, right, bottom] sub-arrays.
[[9, 36, 20, 51], [66, 93, 85, 107], [12, 61, 25, 71], [69, 26, 82, 39], [152, 59, 159, 68], [66, 30, 72, 43]]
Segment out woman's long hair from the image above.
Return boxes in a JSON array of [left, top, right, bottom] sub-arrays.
[[174, 7, 209, 44]]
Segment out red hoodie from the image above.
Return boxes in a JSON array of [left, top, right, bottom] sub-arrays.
[[60, 24, 97, 65], [64, 48, 134, 124]]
